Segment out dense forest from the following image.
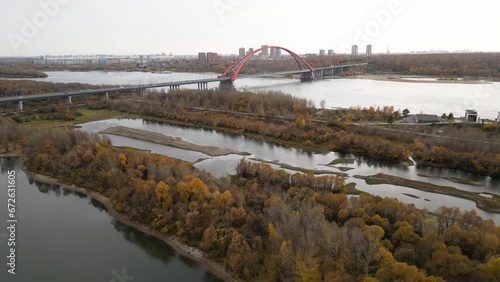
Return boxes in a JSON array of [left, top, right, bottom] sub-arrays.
[[0, 118, 499, 281], [90, 88, 500, 177]]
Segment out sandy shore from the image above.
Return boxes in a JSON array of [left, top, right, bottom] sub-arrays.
[[20, 163, 240, 282], [355, 74, 491, 84], [100, 126, 250, 157]]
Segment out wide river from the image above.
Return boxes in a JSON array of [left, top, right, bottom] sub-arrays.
[[2, 71, 499, 281], [33, 70, 500, 120]]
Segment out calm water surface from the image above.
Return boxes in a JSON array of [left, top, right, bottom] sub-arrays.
[[0, 158, 221, 282], [34, 71, 500, 119]]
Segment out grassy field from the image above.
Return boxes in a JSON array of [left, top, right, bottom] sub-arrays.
[[22, 109, 126, 126]]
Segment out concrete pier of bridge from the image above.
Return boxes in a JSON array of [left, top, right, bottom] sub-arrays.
[[219, 80, 234, 89], [198, 82, 208, 90], [300, 71, 315, 82]]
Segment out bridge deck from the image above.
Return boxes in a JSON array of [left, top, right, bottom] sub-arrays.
[[252, 62, 371, 76], [0, 77, 231, 104]]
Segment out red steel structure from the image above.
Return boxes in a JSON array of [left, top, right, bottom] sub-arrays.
[[220, 46, 315, 81]]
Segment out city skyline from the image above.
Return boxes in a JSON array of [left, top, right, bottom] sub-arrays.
[[1, 0, 500, 56]]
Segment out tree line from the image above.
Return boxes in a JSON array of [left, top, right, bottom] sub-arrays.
[[371, 53, 500, 78], [0, 64, 47, 78]]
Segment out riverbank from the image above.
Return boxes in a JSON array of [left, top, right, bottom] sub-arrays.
[[355, 173, 500, 213], [100, 126, 250, 157], [20, 162, 240, 282], [250, 157, 349, 177], [355, 74, 491, 84]]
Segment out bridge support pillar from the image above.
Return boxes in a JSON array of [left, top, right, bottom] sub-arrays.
[[300, 71, 314, 82], [198, 82, 208, 90], [15, 101, 23, 110], [219, 80, 233, 89], [67, 96, 72, 104], [100, 92, 109, 100]]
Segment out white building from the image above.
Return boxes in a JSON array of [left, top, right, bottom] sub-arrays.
[[465, 110, 480, 123]]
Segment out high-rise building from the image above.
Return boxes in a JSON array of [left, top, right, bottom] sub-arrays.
[[270, 47, 276, 57], [366, 45, 372, 57], [198, 52, 206, 62], [249, 47, 254, 53], [319, 49, 326, 56], [260, 45, 269, 56], [275, 48, 282, 57], [239, 48, 246, 57], [206, 52, 218, 62], [352, 45, 358, 56], [328, 49, 334, 56]]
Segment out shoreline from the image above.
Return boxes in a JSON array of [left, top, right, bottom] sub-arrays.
[[355, 173, 500, 213], [354, 74, 492, 84], [18, 160, 239, 282]]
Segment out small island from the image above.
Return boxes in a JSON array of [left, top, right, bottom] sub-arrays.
[[100, 126, 250, 157], [355, 173, 500, 213]]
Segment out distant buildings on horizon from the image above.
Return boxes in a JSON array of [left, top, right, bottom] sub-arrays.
[[32, 53, 197, 65]]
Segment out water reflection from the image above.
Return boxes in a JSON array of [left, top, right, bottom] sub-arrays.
[[0, 157, 19, 173], [111, 219, 176, 264]]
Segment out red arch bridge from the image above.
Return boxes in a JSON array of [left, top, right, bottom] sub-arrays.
[[218, 45, 370, 88], [0, 46, 370, 110]]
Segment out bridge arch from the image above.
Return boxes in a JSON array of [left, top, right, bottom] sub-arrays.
[[219, 46, 315, 81]]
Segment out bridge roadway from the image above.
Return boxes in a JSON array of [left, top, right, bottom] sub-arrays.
[[251, 62, 371, 79], [0, 77, 232, 109]]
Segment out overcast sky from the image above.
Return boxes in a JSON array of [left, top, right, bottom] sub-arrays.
[[1, 0, 499, 56]]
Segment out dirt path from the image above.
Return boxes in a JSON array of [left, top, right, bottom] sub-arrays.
[[100, 126, 250, 157]]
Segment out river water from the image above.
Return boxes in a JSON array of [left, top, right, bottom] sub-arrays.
[[34, 71, 500, 120], [0, 158, 220, 282]]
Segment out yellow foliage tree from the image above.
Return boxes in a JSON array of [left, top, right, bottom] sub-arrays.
[[155, 181, 172, 210]]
